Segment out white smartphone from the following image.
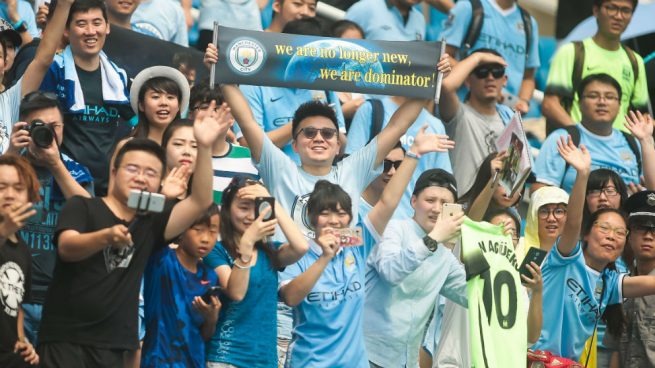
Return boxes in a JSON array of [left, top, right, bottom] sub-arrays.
[[127, 190, 165, 213], [442, 203, 463, 218]]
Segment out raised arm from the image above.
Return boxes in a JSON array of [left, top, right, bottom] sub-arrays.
[[541, 94, 576, 128], [624, 111, 655, 190], [623, 274, 655, 298], [279, 228, 339, 307], [368, 125, 455, 234], [556, 135, 591, 256], [164, 101, 224, 240], [21, 0, 73, 96], [467, 151, 506, 221]]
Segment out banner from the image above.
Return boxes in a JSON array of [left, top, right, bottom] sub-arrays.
[[214, 26, 442, 99], [461, 218, 527, 368], [104, 26, 207, 81]]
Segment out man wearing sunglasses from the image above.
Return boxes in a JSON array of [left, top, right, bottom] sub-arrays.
[[359, 143, 405, 220], [610, 190, 655, 367], [439, 49, 514, 195], [543, 0, 649, 134]]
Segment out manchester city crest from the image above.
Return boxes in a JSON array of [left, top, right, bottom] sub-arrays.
[[228, 38, 266, 75]]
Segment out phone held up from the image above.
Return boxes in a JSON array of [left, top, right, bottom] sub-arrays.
[[127, 190, 166, 213], [255, 197, 276, 221]]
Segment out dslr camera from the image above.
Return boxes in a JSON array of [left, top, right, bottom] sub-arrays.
[[22, 119, 55, 148]]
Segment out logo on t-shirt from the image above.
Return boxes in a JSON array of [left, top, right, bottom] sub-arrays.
[[291, 193, 314, 238], [0, 261, 25, 317], [104, 245, 135, 273], [228, 38, 266, 75]]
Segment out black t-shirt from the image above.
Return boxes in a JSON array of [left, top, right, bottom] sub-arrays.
[[38, 196, 174, 350], [0, 237, 32, 362], [60, 66, 133, 197]]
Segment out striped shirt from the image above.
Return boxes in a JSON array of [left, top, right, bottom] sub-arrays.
[[212, 144, 260, 205]]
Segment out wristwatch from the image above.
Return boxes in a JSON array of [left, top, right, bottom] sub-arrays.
[[423, 235, 439, 252]]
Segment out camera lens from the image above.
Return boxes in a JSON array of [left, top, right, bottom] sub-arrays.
[[29, 120, 54, 148]]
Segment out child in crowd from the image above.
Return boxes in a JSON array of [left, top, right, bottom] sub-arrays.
[[204, 177, 308, 368], [130, 66, 190, 144], [0, 154, 40, 367], [141, 204, 221, 367]]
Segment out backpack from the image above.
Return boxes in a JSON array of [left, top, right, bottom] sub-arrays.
[[461, 0, 533, 60], [559, 125, 641, 187], [367, 99, 385, 144]]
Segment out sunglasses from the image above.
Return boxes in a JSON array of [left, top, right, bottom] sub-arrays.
[[472, 65, 505, 79], [294, 127, 338, 140], [631, 224, 655, 236], [383, 159, 402, 173]]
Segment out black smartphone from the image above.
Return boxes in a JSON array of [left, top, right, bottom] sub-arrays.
[[255, 197, 276, 221], [201, 286, 221, 304], [518, 247, 548, 283]]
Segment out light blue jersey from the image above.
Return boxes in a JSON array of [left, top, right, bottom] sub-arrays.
[[235, 86, 345, 164], [440, 0, 540, 97], [280, 217, 380, 368], [346, 98, 452, 219], [534, 240, 625, 361], [131, 0, 188, 46], [256, 135, 381, 241], [0, 1, 38, 39], [533, 125, 641, 192], [364, 219, 467, 367], [346, 0, 425, 41]]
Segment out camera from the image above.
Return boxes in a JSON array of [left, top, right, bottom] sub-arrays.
[[22, 119, 55, 148]]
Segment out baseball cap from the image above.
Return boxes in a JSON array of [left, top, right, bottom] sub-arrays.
[[412, 169, 458, 200]]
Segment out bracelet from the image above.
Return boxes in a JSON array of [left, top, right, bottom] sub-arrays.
[[233, 259, 253, 269], [406, 150, 421, 159], [12, 19, 24, 30]]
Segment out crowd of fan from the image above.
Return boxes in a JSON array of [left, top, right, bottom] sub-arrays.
[[0, 0, 654, 367]]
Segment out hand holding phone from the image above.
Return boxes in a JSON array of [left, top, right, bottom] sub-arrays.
[[127, 190, 166, 213], [333, 227, 364, 247], [201, 286, 221, 304], [518, 247, 547, 286], [254, 197, 276, 221]]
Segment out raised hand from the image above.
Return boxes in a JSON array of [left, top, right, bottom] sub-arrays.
[[104, 224, 133, 249], [316, 227, 340, 260], [36, 4, 49, 29], [237, 183, 270, 201], [428, 212, 464, 244], [490, 150, 509, 174], [193, 100, 232, 148], [409, 124, 455, 155], [556, 135, 591, 174], [476, 52, 507, 68], [240, 206, 277, 252], [7, 122, 31, 154], [624, 110, 653, 141], [160, 165, 190, 199], [204, 43, 219, 70], [437, 53, 452, 79], [0, 203, 36, 238], [520, 262, 543, 293]]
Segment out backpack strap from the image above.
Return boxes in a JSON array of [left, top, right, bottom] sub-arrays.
[[572, 41, 586, 101], [368, 99, 385, 144], [621, 44, 640, 88], [461, 0, 483, 58], [518, 5, 533, 60], [620, 130, 642, 173], [560, 125, 581, 188]]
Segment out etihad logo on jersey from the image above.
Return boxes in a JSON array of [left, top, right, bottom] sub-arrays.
[[566, 278, 601, 323], [306, 281, 362, 304], [476, 239, 519, 269]]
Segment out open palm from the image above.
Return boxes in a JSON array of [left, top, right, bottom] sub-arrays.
[[556, 135, 591, 173]]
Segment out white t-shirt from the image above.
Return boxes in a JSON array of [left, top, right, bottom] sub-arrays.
[[0, 79, 22, 154]]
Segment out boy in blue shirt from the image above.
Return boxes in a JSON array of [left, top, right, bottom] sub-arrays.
[[142, 204, 221, 368]]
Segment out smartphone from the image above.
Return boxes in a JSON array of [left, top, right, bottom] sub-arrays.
[[442, 203, 463, 218], [518, 247, 548, 283], [333, 227, 364, 247], [127, 190, 166, 213], [255, 197, 276, 221], [201, 286, 221, 304]]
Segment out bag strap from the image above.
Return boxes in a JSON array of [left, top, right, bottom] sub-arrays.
[[368, 99, 385, 144], [621, 44, 640, 86], [620, 130, 642, 173], [584, 274, 607, 368], [518, 5, 533, 60], [572, 41, 586, 100], [461, 0, 483, 58], [560, 125, 581, 188]]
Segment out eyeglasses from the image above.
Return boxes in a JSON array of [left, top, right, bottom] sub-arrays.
[[472, 65, 505, 79], [602, 3, 633, 17], [587, 186, 619, 198], [537, 207, 567, 220], [581, 93, 620, 102], [294, 127, 337, 140], [383, 159, 402, 173], [631, 224, 655, 236], [594, 221, 629, 238], [121, 164, 160, 179]]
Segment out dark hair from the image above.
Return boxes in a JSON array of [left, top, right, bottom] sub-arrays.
[[582, 207, 627, 336], [172, 52, 194, 70], [191, 203, 220, 227], [113, 138, 166, 178], [484, 207, 521, 235], [583, 169, 628, 228], [161, 118, 194, 151], [291, 100, 339, 138], [0, 38, 5, 60], [219, 176, 277, 264], [19, 91, 63, 121], [133, 77, 182, 139], [577, 73, 622, 101], [459, 153, 523, 213], [0, 154, 41, 202], [67, 0, 108, 28], [306, 180, 353, 228], [189, 81, 224, 110], [330, 20, 364, 38], [282, 18, 323, 36], [593, 0, 637, 9]]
